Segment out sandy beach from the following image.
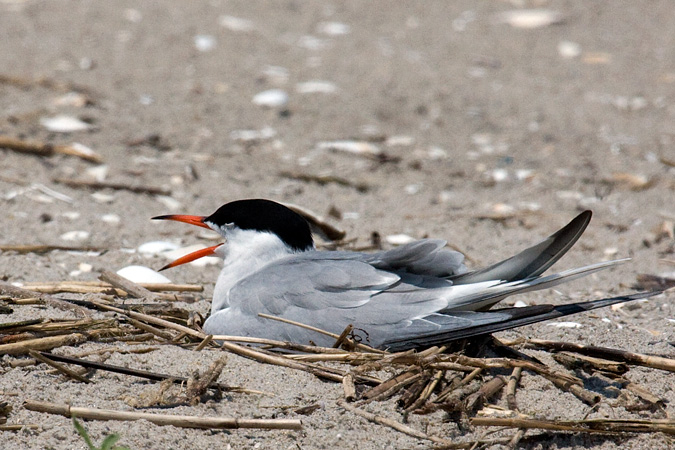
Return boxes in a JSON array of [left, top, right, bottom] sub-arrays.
[[1, 1, 673, 448]]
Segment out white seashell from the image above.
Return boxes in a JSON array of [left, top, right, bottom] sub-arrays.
[[261, 66, 289, 85], [513, 300, 528, 308], [427, 146, 448, 160], [61, 211, 81, 220], [155, 195, 182, 211], [297, 35, 327, 50], [252, 89, 289, 108], [558, 41, 581, 59], [70, 143, 98, 158], [91, 192, 115, 203], [162, 245, 220, 267], [386, 135, 415, 146], [117, 265, 172, 284], [101, 214, 121, 224], [86, 164, 108, 182], [489, 168, 509, 182], [497, 9, 564, 29], [317, 140, 381, 157], [316, 21, 350, 36], [40, 115, 92, 132], [546, 322, 582, 328], [60, 230, 90, 241], [295, 81, 337, 94], [138, 241, 180, 255], [194, 35, 216, 52], [53, 92, 89, 107], [386, 234, 416, 246], [405, 183, 422, 195], [78, 263, 93, 273], [32, 183, 74, 203], [230, 127, 277, 143], [218, 15, 254, 32]]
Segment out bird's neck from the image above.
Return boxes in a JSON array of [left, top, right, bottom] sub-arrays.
[[211, 229, 309, 314]]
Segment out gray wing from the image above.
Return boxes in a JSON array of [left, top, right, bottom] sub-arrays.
[[207, 255, 461, 346], [364, 239, 467, 277]]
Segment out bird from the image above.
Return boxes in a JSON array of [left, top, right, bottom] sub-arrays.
[[153, 199, 658, 351]]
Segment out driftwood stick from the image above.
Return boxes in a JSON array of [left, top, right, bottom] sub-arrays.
[[52, 178, 170, 196], [37, 352, 255, 394], [24, 400, 302, 430], [257, 313, 381, 353], [553, 351, 628, 374], [0, 136, 103, 163], [361, 370, 422, 401], [28, 350, 92, 384], [506, 367, 522, 411], [22, 280, 202, 293], [0, 245, 103, 254], [333, 324, 354, 349], [186, 356, 228, 401], [523, 339, 675, 373], [343, 374, 356, 401], [465, 375, 506, 412], [218, 341, 380, 385], [404, 370, 444, 412], [0, 334, 87, 356], [471, 417, 675, 435], [99, 270, 157, 300], [0, 281, 90, 317], [338, 399, 454, 446], [211, 334, 353, 354]]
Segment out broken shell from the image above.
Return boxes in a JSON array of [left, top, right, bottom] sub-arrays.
[[317, 140, 381, 157], [496, 9, 564, 29], [218, 15, 255, 32], [316, 21, 350, 36], [101, 214, 121, 224], [117, 265, 172, 284], [546, 321, 582, 328], [60, 230, 90, 241], [386, 234, 416, 246], [138, 241, 180, 256], [252, 89, 289, 108], [40, 115, 92, 133], [295, 81, 337, 94]]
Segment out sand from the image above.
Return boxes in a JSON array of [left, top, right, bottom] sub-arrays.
[[0, 1, 673, 449]]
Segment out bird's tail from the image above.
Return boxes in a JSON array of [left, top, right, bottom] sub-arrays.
[[382, 290, 662, 351]]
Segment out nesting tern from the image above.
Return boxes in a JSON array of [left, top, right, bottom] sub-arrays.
[[153, 199, 658, 351]]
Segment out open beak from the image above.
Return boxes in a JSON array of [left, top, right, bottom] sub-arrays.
[[159, 243, 223, 271], [152, 214, 211, 229]]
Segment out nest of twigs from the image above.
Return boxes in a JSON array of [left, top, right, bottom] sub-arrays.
[[1, 272, 673, 448]]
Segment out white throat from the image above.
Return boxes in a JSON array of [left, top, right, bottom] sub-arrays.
[[210, 228, 306, 314]]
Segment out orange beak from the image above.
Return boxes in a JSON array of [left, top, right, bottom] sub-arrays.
[[159, 243, 223, 271], [152, 214, 211, 229]]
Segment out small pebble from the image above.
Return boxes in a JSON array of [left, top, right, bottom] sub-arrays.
[[558, 41, 581, 59], [91, 192, 115, 203], [194, 35, 216, 52]]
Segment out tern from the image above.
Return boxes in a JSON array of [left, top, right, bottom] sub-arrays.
[[153, 199, 657, 351]]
